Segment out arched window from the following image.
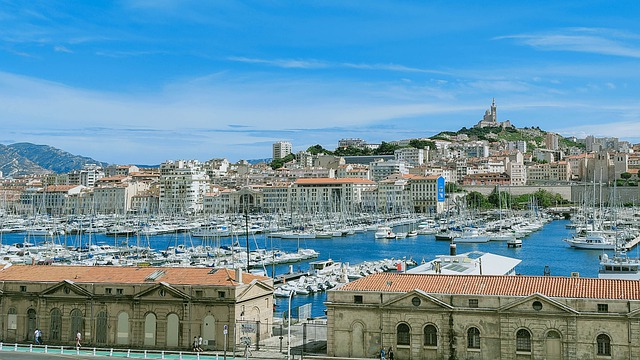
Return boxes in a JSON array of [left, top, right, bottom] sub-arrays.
[[49, 308, 62, 341], [424, 324, 438, 346], [70, 309, 83, 341], [467, 327, 480, 349], [516, 329, 532, 352], [597, 334, 611, 356], [95, 311, 108, 344], [396, 323, 410, 346]]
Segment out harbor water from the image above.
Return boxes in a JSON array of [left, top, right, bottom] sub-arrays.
[[0, 219, 622, 318]]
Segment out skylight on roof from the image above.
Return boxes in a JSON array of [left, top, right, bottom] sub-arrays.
[[145, 270, 166, 281]]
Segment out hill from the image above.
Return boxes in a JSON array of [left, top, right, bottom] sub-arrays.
[[0, 143, 109, 176], [430, 125, 584, 152]]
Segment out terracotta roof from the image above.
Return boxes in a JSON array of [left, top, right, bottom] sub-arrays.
[[336, 273, 640, 300], [0, 265, 269, 287]]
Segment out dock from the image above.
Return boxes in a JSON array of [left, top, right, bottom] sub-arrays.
[[274, 271, 309, 285], [623, 235, 640, 251]]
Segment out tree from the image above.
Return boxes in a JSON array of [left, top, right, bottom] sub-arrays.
[[373, 141, 402, 155], [621, 172, 632, 186], [269, 153, 295, 170], [408, 139, 436, 150], [307, 145, 331, 155], [465, 191, 491, 209]]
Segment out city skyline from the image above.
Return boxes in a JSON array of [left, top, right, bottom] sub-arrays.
[[1, 1, 640, 164]]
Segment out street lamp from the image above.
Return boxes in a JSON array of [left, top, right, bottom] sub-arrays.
[[287, 289, 294, 359]]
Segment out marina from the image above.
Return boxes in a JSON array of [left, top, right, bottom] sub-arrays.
[[1, 215, 637, 318]]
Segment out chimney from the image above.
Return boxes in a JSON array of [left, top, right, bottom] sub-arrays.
[[449, 242, 457, 256], [235, 268, 243, 284]]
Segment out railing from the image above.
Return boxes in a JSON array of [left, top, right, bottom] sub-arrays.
[[0, 342, 235, 359]]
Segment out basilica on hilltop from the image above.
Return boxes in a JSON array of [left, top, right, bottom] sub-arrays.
[[474, 98, 512, 129]]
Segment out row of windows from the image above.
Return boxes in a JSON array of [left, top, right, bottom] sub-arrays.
[[394, 324, 612, 355]]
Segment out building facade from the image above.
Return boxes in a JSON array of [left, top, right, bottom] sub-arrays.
[[327, 273, 640, 360], [0, 265, 273, 351]]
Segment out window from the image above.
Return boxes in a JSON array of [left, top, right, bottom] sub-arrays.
[[116, 288, 124, 295], [468, 299, 479, 308], [397, 323, 410, 346], [218, 291, 226, 299], [597, 334, 611, 356], [105, 288, 112, 294], [50, 308, 62, 341], [354, 295, 363, 304], [516, 329, 532, 352], [532, 301, 543, 311], [597, 304, 609, 313], [412, 297, 421, 307], [467, 327, 480, 349], [424, 325, 438, 346], [20, 285, 27, 292], [195, 290, 204, 298], [158, 289, 166, 297]]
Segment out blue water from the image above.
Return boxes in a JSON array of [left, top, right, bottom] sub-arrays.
[[1, 220, 626, 318]]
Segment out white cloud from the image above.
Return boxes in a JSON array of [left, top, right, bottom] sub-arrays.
[[497, 28, 640, 58]]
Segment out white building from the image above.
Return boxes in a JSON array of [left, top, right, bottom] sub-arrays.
[[370, 160, 409, 182], [272, 141, 292, 160], [394, 147, 425, 166], [159, 160, 209, 214]]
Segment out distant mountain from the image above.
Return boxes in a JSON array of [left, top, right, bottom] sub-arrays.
[[0, 143, 109, 176]]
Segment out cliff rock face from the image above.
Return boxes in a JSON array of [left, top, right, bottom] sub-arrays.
[[0, 143, 109, 176]]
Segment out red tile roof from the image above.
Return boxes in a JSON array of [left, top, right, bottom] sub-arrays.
[[0, 265, 269, 287], [336, 273, 640, 300]]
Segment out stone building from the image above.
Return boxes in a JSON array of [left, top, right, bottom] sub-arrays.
[[326, 273, 640, 359], [0, 265, 273, 351]]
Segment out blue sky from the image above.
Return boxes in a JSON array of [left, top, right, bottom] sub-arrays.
[[1, 1, 640, 164]]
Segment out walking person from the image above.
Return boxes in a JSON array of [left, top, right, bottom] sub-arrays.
[[388, 347, 394, 360], [34, 329, 41, 345], [192, 336, 200, 352], [198, 335, 203, 351], [380, 347, 386, 360], [75, 331, 82, 348]]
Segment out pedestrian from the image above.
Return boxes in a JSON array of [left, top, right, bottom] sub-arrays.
[[75, 331, 82, 348], [34, 329, 41, 345], [192, 336, 200, 352], [388, 347, 394, 360], [198, 335, 204, 351], [380, 347, 386, 360]]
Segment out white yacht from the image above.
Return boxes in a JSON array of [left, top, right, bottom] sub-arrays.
[[564, 231, 617, 250]]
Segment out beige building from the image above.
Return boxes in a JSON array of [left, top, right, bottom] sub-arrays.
[[327, 273, 640, 359], [0, 265, 273, 351]]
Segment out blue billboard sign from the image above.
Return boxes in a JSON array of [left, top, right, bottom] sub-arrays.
[[437, 176, 445, 202]]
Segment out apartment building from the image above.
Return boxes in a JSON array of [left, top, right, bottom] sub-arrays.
[[290, 178, 377, 213], [527, 161, 572, 184], [272, 141, 292, 160], [159, 160, 209, 214]]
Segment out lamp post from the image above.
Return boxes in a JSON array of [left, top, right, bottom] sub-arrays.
[[287, 289, 294, 359]]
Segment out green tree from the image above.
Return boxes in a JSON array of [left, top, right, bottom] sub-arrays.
[[307, 144, 331, 155], [621, 172, 632, 186], [269, 153, 295, 170], [373, 141, 402, 155], [465, 191, 491, 209], [408, 139, 436, 150]]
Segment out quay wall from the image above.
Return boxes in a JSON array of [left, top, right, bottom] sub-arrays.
[[462, 184, 640, 204], [462, 185, 573, 200]]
